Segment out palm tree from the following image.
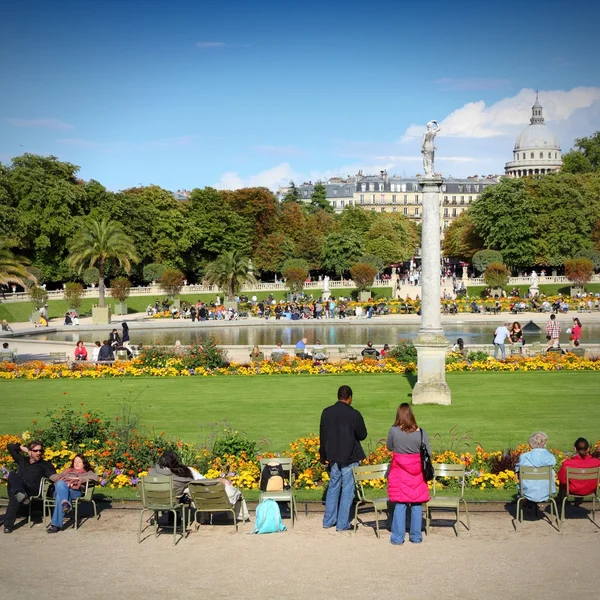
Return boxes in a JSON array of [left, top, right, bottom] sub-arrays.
[[68, 218, 138, 307], [0, 236, 36, 288], [204, 250, 256, 302]]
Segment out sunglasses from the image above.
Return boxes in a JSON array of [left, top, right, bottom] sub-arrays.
[[31, 448, 43, 453]]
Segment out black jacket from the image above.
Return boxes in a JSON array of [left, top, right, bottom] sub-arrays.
[[319, 401, 367, 466], [7, 444, 56, 491], [98, 344, 114, 361]]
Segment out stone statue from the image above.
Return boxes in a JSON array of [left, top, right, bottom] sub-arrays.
[[422, 120, 441, 178], [531, 270, 539, 287], [322, 275, 330, 292]]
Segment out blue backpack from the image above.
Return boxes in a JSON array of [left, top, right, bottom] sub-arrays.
[[253, 499, 287, 534]]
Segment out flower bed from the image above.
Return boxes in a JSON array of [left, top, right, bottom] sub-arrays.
[[1, 353, 599, 381]]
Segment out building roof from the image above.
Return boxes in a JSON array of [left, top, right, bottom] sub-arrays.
[[513, 94, 561, 151]]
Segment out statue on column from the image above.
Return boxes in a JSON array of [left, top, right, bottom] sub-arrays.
[[322, 275, 330, 292], [422, 120, 441, 178]]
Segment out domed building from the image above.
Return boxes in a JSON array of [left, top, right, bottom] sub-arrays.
[[504, 92, 562, 177]]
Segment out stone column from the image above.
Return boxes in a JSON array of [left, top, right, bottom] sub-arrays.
[[413, 177, 451, 405]]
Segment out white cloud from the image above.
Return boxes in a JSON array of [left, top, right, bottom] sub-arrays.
[[400, 86, 600, 140], [8, 118, 74, 130], [216, 163, 299, 190]]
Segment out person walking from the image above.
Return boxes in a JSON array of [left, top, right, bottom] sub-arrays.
[[493, 322, 512, 359], [386, 403, 431, 545], [319, 385, 367, 532], [546, 313, 561, 349]]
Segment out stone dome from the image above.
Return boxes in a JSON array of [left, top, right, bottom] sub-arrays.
[[504, 93, 562, 178]]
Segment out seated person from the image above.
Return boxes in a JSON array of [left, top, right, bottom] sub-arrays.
[[64, 312, 73, 326], [271, 342, 286, 356], [91, 341, 102, 362], [47, 454, 99, 533], [149, 450, 248, 521], [515, 432, 556, 502], [74, 341, 88, 361], [380, 343, 390, 357], [361, 341, 380, 359], [557, 437, 600, 500], [313, 340, 328, 361], [451, 338, 465, 355], [2, 319, 14, 332], [3, 441, 56, 533], [249, 345, 262, 360], [294, 337, 311, 359], [97, 340, 115, 362]]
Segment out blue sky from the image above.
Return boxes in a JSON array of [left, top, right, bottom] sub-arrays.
[[1, 0, 599, 191]]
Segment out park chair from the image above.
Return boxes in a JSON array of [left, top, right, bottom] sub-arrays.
[[425, 463, 470, 537], [351, 463, 390, 538], [138, 475, 186, 545], [270, 351, 287, 363], [344, 345, 358, 361], [570, 348, 586, 358], [49, 352, 68, 364], [115, 349, 129, 361], [258, 457, 297, 527], [525, 342, 542, 357], [188, 480, 238, 532], [43, 479, 98, 530], [361, 348, 379, 360], [515, 466, 560, 531], [338, 347, 348, 361], [509, 342, 523, 356], [0, 350, 16, 362], [250, 352, 264, 364], [560, 467, 600, 524]]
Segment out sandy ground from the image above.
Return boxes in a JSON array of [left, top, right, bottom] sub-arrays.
[[1, 505, 598, 600]]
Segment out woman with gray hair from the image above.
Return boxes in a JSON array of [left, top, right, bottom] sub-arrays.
[[515, 432, 557, 502]]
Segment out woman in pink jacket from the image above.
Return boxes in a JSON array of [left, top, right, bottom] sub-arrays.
[[386, 403, 431, 544]]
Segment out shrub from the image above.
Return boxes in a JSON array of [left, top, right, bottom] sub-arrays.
[[282, 259, 308, 294], [472, 249, 503, 274], [576, 249, 600, 270], [110, 276, 131, 302], [488, 449, 520, 474], [350, 262, 378, 292], [211, 427, 257, 459], [64, 282, 84, 310], [387, 339, 417, 362], [36, 405, 108, 448], [467, 350, 489, 362], [358, 254, 384, 272], [82, 266, 99, 286], [137, 345, 177, 368], [182, 336, 228, 370], [483, 262, 510, 288], [142, 263, 167, 283], [564, 258, 594, 287], [29, 285, 49, 310], [159, 268, 185, 298]]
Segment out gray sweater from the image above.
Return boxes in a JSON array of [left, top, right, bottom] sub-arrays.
[[386, 427, 432, 456]]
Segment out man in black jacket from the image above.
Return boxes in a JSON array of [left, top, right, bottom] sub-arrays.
[[319, 385, 367, 531], [4, 441, 56, 533]]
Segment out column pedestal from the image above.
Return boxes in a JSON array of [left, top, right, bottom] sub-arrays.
[[412, 177, 451, 405]]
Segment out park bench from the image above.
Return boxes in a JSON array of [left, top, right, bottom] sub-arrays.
[[0, 350, 17, 362], [49, 352, 68, 364]]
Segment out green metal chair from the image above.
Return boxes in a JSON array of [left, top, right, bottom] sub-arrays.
[[515, 466, 560, 531], [24, 478, 49, 527], [138, 475, 186, 545], [425, 463, 470, 537], [43, 478, 98, 530], [188, 480, 238, 532], [258, 457, 297, 527], [560, 467, 600, 524], [351, 463, 390, 538]]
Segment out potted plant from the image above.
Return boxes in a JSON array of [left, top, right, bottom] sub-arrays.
[[28, 285, 49, 324], [159, 268, 185, 308], [564, 258, 594, 296], [483, 262, 510, 297], [64, 282, 84, 316], [350, 262, 378, 302], [110, 277, 131, 315]]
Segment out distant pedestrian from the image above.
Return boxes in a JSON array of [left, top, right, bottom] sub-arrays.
[[493, 322, 512, 360], [546, 314, 561, 349]]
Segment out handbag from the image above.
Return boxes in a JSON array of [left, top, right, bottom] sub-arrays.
[[419, 429, 435, 482]]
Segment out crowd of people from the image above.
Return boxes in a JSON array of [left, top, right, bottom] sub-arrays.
[[71, 322, 135, 363]]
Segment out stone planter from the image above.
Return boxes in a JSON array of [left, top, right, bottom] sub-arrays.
[[224, 300, 237, 310], [171, 299, 181, 309], [92, 306, 111, 325], [359, 290, 372, 302], [570, 287, 584, 297], [114, 302, 128, 315], [30, 310, 41, 324], [489, 287, 503, 298]]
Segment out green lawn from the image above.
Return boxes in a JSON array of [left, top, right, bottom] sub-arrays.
[[466, 283, 600, 297], [0, 288, 391, 323], [1, 372, 598, 452]]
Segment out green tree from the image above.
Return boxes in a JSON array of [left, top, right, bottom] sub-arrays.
[[204, 250, 256, 302], [142, 263, 167, 284], [442, 212, 482, 259], [358, 254, 384, 272], [364, 214, 418, 264], [0, 237, 35, 287], [64, 282, 84, 310], [253, 233, 294, 273], [339, 205, 374, 235], [483, 262, 510, 288], [350, 262, 378, 292], [321, 232, 363, 276], [577, 248, 600, 270], [564, 258, 594, 288], [561, 131, 600, 174], [282, 181, 301, 203], [68, 218, 139, 307], [282, 259, 309, 294], [310, 182, 333, 213], [82, 267, 99, 286], [472, 249, 503, 274], [110, 277, 132, 303], [29, 284, 49, 310]]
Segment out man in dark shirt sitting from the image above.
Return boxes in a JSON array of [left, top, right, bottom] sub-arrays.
[[319, 385, 367, 531], [97, 339, 114, 362], [4, 441, 56, 533], [361, 341, 380, 359]]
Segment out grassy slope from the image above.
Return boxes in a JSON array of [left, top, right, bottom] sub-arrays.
[[1, 372, 598, 451], [0, 288, 391, 323]]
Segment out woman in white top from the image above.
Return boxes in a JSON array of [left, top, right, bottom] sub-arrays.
[[91, 341, 101, 362]]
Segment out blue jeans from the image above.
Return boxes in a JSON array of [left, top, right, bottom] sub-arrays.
[[494, 343, 506, 359], [323, 462, 358, 531], [51, 480, 82, 528], [390, 502, 423, 544]]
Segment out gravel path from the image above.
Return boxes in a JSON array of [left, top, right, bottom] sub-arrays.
[[2, 507, 598, 599]]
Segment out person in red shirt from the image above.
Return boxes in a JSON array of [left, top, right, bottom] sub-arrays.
[[74, 340, 88, 361], [557, 437, 600, 498]]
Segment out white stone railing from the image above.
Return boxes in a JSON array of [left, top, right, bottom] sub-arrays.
[[2, 278, 394, 303], [464, 275, 600, 286]]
